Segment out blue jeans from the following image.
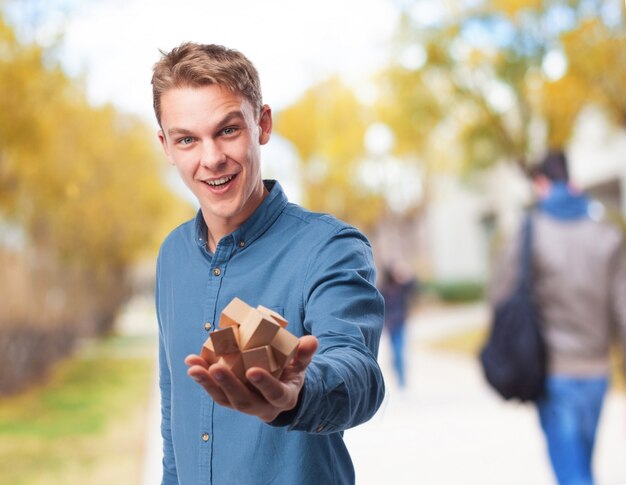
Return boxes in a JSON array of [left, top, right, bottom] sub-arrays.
[[388, 325, 406, 387], [536, 375, 609, 485]]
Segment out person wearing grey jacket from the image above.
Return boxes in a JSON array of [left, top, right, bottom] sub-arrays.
[[489, 150, 626, 485]]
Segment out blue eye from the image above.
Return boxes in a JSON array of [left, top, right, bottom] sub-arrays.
[[179, 136, 193, 145], [222, 127, 237, 136]]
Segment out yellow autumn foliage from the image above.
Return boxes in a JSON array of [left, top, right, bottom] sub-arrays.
[[489, 0, 543, 17], [536, 74, 589, 149], [0, 14, 191, 335], [561, 19, 626, 126], [380, 0, 625, 178], [275, 76, 385, 230]]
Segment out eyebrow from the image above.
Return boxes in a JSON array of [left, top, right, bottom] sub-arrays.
[[218, 110, 246, 126], [166, 110, 247, 138], [166, 127, 194, 137]]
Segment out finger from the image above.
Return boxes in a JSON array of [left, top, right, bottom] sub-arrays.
[[247, 367, 294, 408], [187, 365, 230, 406], [209, 364, 262, 412], [185, 354, 210, 369], [289, 335, 318, 373]]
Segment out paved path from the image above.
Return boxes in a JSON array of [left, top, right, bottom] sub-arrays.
[[346, 303, 626, 485], [138, 302, 626, 485]]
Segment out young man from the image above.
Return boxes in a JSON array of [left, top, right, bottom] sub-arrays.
[[490, 150, 626, 485], [152, 42, 385, 484]]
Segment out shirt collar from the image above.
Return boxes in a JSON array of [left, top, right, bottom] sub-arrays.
[[194, 179, 289, 253], [539, 181, 590, 220]]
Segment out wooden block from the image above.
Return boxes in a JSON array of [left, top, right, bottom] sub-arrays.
[[220, 297, 253, 328], [256, 305, 288, 328], [270, 327, 299, 369], [200, 337, 216, 362], [239, 309, 281, 350], [218, 352, 246, 381], [241, 345, 279, 374], [210, 326, 241, 355]]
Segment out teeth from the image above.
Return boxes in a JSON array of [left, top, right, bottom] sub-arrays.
[[206, 175, 234, 187]]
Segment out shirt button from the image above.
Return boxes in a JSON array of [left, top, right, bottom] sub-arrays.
[[213, 267, 221, 277], [204, 322, 212, 331], [316, 425, 325, 433], [202, 433, 210, 442], [238, 240, 245, 248]]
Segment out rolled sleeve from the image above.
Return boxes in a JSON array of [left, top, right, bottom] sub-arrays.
[[280, 226, 385, 433]]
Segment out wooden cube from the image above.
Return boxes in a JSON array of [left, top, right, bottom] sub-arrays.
[[270, 327, 299, 369], [200, 337, 217, 363], [242, 345, 279, 374], [218, 353, 246, 381], [256, 305, 288, 328], [239, 309, 281, 350], [210, 326, 241, 355], [220, 297, 253, 328]]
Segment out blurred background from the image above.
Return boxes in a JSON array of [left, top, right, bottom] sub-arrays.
[[0, 0, 625, 483]]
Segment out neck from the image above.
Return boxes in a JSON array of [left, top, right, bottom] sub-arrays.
[[204, 219, 240, 253]]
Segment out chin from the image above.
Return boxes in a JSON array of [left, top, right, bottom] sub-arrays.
[[207, 201, 242, 220]]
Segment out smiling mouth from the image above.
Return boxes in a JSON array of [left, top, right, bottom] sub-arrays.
[[204, 175, 235, 187]]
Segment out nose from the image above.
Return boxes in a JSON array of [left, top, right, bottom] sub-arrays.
[[199, 140, 227, 170]]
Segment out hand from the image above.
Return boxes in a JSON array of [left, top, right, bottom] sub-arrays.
[[184, 335, 318, 423]]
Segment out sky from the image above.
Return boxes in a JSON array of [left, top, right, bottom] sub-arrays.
[[8, 0, 400, 125]]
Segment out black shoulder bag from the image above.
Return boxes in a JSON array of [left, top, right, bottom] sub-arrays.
[[479, 214, 546, 402]]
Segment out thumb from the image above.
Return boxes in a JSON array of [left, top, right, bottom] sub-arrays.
[[290, 335, 318, 373]]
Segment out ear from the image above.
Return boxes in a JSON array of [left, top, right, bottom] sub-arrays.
[[158, 129, 175, 165], [258, 105, 272, 145]]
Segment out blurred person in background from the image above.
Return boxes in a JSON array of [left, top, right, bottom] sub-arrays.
[[379, 263, 418, 389], [490, 150, 626, 485], [152, 42, 385, 484]]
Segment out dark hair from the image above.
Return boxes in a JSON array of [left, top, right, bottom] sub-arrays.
[[530, 150, 569, 182]]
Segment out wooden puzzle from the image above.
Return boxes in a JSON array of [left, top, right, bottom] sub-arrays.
[[200, 297, 299, 382]]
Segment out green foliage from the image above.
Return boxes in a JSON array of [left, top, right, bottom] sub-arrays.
[[425, 280, 485, 303], [0, 337, 153, 438], [0, 335, 154, 484], [427, 325, 487, 355]]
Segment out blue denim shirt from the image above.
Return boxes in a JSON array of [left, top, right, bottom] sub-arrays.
[[156, 180, 385, 484]]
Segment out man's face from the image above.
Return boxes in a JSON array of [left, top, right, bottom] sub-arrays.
[[158, 85, 272, 232]]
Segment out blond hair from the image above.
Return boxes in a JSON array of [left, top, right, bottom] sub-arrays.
[[151, 42, 263, 125]]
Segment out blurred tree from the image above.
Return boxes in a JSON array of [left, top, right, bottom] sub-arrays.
[[275, 76, 385, 230], [0, 13, 190, 393], [268, 1, 626, 235], [381, 0, 625, 174], [557, 18, 626, 127]]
